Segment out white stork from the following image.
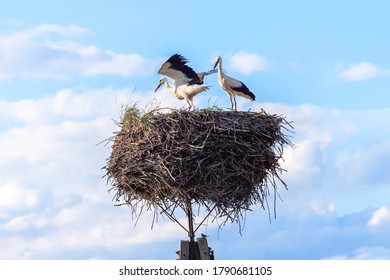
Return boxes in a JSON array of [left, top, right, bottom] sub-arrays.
[[157, 54, 215, 91], [154, 77, 210, 111], [213, 56, 256, 111], [156, 54, 216, 110]]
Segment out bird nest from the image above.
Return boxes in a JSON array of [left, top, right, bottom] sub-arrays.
[[103, 106, 293, 226]]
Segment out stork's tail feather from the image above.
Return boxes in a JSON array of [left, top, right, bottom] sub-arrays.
[[202, 85, 211, 91], [193, 84, 211, 94]]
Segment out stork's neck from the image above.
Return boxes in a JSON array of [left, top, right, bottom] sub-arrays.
[[165, 79, 176, 95], [164, 79, 171, 90], [217, 61, 224, 78]]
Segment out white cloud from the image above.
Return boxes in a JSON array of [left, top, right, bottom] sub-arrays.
[[0, 200, 188, 258], [336, 137, 390, 187], [0, 181, 39, 214], [0, 24, 156, 79], [4, 213, 48, 231], [0, 87, 133, 126], [326, 246, 390, 260], [227, 51, 269, 75], [351, 247, 390, 260], [311, 200, 336, 215], [0, 19, 24, 27], [338, 62, 387, 81], [368, 207, 390, 227]]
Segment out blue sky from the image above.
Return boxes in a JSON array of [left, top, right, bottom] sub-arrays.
[[0, 1, 390, 259]]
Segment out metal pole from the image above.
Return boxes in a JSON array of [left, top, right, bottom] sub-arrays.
[[176, 199, 213, 260], [186, 198, 195, 243]]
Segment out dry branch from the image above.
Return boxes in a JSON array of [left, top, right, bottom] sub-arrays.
[[103, 107, 293, 227]]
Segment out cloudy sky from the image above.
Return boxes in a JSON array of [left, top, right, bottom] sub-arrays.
[[1, 1, 390, 260]]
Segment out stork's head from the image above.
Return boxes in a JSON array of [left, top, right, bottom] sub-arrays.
[[213, 56, 222, 69], [154, 77, 167, 93]]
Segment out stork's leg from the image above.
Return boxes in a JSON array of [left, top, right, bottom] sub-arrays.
[[233, 96, 237, 111], [229, 96, 234, 111], [186, 99, 192, 111]]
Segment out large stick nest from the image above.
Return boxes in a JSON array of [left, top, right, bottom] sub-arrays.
[[104, 106, 293, 225]]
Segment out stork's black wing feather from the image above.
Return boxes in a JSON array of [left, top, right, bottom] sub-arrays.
[[231, 82, 256, 101], [166, 54, 202, 85]]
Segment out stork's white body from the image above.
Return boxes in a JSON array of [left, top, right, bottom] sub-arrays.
[[156, 54, 216, 110], [154, 77, 210, 110], [214, 56, 256, 111]]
